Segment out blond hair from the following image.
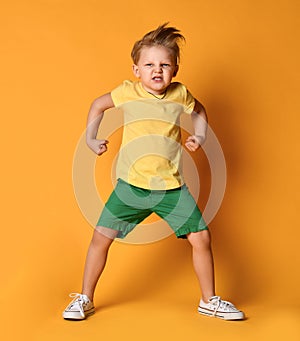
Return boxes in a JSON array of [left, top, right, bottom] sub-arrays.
[[131, 23, 185, 64]]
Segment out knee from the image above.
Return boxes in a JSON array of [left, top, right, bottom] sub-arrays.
[[91, 227, 116, 249], [187, 230, 211, 249]]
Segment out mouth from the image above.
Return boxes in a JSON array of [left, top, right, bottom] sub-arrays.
[[152, 76, 163, 81]]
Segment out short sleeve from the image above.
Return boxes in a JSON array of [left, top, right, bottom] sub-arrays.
[[110, 80, 135, 107], [184, 88, 195, 114], [110, 82, 125, 107], [169, 82, 195, 114]]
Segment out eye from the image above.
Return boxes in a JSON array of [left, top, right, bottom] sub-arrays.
[[145, 63, 153, 67], [161, 63, 171, 68]]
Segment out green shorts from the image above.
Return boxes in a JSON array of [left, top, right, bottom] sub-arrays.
[[97, 178, 208, 239]]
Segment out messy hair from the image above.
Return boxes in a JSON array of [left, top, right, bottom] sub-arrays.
[[131, 23, 185, 65]]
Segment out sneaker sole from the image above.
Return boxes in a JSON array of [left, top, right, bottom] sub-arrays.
[[198, 307, 245, 320], [63, 307, 95, 320]]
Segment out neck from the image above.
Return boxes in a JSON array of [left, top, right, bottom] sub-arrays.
[[147, 90, 167, 99]]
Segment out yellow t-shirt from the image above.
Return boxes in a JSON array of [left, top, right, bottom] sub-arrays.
[[111, 80, 195, 190]]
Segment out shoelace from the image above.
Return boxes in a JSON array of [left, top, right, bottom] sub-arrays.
[[209, 296, 235, 316], [68, 293, 87, 318]]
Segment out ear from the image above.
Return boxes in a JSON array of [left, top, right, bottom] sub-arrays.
[[132, 64, 140, 78], [173, 65, 179, 77]]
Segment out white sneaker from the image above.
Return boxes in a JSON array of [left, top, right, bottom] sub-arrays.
[[198, 296, 245, 320], [62, 293, 95, 320]]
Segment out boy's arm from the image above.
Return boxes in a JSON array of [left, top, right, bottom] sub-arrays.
[[185, 99, 208, 152], [86, 93, 115, 155]]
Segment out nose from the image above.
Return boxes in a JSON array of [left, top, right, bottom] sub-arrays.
[[154, 65, 163, 73]]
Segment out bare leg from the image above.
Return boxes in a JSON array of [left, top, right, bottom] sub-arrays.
[[186, 230, 215, 303], [81, 227, 118, 301]]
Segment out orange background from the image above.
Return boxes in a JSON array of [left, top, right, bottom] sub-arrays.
[[1, 0, 299, 340]]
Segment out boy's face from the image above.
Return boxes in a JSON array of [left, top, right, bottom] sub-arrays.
[[132, 46, 178, 95]]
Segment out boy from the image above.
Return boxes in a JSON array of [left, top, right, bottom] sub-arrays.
[[63, 24, 245, 321]]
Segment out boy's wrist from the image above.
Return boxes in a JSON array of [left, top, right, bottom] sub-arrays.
[[86, 136, 96, 144], [194, 135, 205, 145]]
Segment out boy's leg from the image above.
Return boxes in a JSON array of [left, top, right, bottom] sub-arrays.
[[81, 227, 118, 301], [186, 230, 215, 303], [187, 230, 245, 320]]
